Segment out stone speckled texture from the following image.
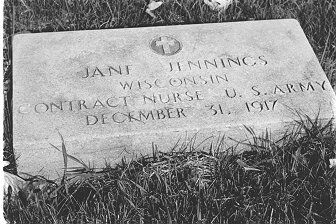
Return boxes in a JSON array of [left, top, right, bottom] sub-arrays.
[[13, 19, 336, 179]]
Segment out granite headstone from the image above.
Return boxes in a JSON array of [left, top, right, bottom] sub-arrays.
[[13, 19, 336, 179]]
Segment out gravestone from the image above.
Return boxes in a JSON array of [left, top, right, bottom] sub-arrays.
[[13, 19, 336, 179]]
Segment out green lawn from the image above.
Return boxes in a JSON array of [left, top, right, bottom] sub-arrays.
[[3, 0, 336, 223]]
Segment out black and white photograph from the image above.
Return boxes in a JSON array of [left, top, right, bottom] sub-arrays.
[[3, 0, 336, 223]]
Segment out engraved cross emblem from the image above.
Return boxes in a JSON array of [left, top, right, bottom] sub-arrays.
[[150, 36, 182, 56], [155, 36, 176, 54]]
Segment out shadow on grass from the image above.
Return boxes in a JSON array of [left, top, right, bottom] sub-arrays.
[[4, 115, 336, 223]]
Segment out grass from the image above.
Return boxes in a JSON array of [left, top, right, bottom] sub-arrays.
[[4, 117, 336, 223], [3, 0, 336, 223]]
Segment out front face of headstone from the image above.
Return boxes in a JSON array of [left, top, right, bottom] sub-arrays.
[[13, 19, 336, 179]]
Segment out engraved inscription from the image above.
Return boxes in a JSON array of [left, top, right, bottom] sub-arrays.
[[245, 100, 278, 113], [168, 56, 267, 72], [119, 74, 228, 90], [86, 107, 187, 125], [82, 65, 132, 78], [16, 51, 331, 129]]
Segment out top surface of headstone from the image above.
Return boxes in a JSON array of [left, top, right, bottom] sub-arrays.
[[13, 19, 336, 178]]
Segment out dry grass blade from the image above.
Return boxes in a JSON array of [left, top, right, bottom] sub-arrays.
[[57, 131, 68, 186], [236, 159, 262, 172], [50, 143, 90, 171], [49, 140, 90, 172]]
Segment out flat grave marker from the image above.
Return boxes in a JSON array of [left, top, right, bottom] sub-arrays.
[[13, 19, 336, 179]]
